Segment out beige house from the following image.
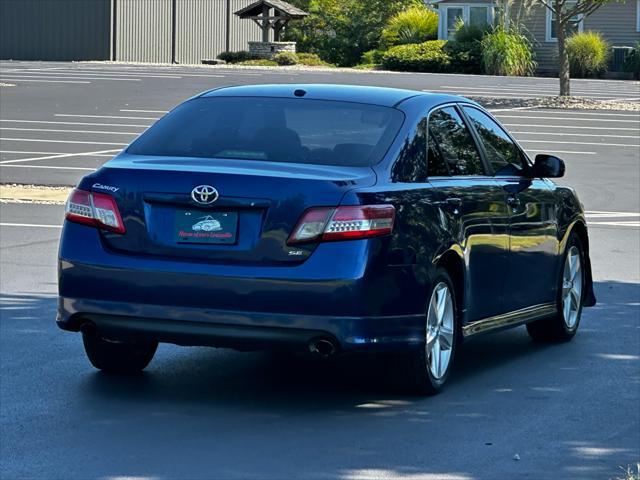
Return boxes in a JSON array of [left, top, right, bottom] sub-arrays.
[[429, 0, 640, 72]]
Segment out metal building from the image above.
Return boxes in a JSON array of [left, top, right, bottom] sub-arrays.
[[0, 0, 264, 64]]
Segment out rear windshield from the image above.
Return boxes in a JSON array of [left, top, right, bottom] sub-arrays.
[[127, 97, 404, 167]]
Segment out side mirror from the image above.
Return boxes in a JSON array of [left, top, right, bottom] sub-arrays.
[[533, 154, 565, 178]]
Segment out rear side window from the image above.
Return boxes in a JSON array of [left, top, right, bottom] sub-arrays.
[[427, 107, 484, 176], [127, 97, 404, 167], [463, 106, 526, 176]]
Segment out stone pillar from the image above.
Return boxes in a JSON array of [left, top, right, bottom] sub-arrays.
[[248, 41, 296, 59]]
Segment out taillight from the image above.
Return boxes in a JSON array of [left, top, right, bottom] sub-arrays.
[[65, 188, 125, 234], [288, 205, 395, 245]]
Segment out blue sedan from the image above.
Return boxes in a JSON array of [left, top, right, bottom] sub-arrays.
[[58, 84, 595, 394]]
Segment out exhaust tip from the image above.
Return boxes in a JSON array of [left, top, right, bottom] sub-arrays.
[[309, 338, 337, 357]]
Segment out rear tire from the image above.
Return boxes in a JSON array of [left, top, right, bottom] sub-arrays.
[[526, 233, 585, 342], [82, 331, 157, 373], [405, 269, 459, 395]]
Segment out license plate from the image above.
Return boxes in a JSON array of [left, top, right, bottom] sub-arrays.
[[175, 210, 238, 244]]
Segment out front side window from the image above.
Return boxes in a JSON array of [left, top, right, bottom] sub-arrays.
[[463, 106, 526, 176], [127, 97, 404, 167], [428, 106, 484, 176]]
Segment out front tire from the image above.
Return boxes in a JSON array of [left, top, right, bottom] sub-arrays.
[[526, 233, 585, 342], [406, 269, 459, 395], [82, 331, 158, 373]]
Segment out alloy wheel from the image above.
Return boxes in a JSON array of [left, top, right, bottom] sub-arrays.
[[426, 282, 455, 380], [562, 246, 583, 329]]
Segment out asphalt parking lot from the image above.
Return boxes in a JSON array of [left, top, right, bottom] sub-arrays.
[[1, 62, 639, 480]]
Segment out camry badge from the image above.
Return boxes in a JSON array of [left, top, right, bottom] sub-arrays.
[[191, 185, 219, 205]]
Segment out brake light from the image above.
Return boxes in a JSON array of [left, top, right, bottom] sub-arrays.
[[65, 188, 125, 234], [288, 205, 395, 245]]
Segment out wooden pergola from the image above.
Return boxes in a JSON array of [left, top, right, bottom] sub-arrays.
[[235, 0, 308, 42]]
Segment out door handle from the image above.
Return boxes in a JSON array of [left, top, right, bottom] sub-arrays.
[[445, 197, 463, 207]]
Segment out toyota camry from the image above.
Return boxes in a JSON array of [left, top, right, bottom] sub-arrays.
[[57, 84, 596, 394]]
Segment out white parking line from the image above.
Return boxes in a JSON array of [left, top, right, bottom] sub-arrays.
[[0, 164, 95, 171], [502, 123, 639, 131], [120, 109, 169, 114], [439, 84, 639, 96], [499, 110, 640, 117], [2, 78, 90, 84], [495, 115, 639, 123], [55, 114, 158, 121], [8, 71, 182, 79], [1, 150, 104, 155], [0, 138, 127, 146], [526, 149, 596, 155], [430, 87, 635, 100], [589, 221, 640, 227], [1, 119, 151, 128], [0, 223, 62, 229], [0, 127, 141, 135], [517, 139, 638, 147], [0, 148, 120, 164], [511, 130, 640, 139], [586, 211, 640, 216], [2, 75, 141, 82]]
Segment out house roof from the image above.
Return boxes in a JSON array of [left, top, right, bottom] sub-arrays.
[[235, 0, 308, 18]]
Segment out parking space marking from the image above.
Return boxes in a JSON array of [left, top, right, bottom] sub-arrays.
[[0, 127, 141, 135], [0, 222, 62, 229], [55, 114, 158, 121], [0, 138, 128, 146], [1, 78, 91, 84], [511, 130, 640, 139], [1, 119, 151, 128], [526, 149, 596, 155], [0, 149, 120, 165], [502, 123, 639, 131], [120, 109, 169, 114], [500, 110, 640, 117], [588, 221, 640, 227], [2, 75, 141, 82], [0, 164, 95, 171], [494, 115, 639, 123], [585, 211, 640, 228], [517, 139, 638, 147], [439, 84, 639, 96]]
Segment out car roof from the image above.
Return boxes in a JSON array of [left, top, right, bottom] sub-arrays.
[[199, 84, 466, 108]]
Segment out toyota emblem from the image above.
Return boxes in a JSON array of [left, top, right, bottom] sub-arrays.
[[191, 185, 219, 205]]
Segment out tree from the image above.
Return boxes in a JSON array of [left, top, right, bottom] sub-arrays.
[[284, 0, 420, 67], [533, 0, 614, 96]]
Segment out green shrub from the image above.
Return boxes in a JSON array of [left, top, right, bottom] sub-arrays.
[[381, 5, 439, 46], [444, 41, 483, 74], [297, 52, 333, 66], [566, 31, 610, 78], [623, 42, 640, 79], [273, 51, 299, 65], [481, 28, 536, 76], [381, 40, 451, 72], [284, 0, 419, 67], [217, 50, 255, 63], [453, 18, 489, 43], [360, 49, 386, 65], [239, 59, 278, 66]]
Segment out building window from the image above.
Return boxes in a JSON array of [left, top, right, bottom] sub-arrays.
[[545, 1, 583, 42], [440, 5, 494, 40]]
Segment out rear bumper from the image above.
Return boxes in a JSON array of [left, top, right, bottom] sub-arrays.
[[57, 223, 429, 352], [57, 297, 424, 352]]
